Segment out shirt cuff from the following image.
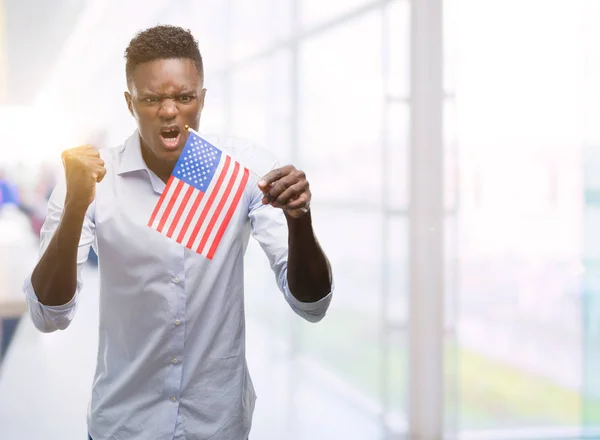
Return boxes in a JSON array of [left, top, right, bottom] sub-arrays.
[[283, 278, 334, 323], [23, 275, 78, 311]]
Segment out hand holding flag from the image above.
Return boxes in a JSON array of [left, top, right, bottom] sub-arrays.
[[258, 165, 311, 218]]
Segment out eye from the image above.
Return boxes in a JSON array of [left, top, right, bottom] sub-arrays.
[[142, 97, 158, 104], [178, 95, 194, 103]]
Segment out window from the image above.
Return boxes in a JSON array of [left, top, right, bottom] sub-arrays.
[[298, 11, 383, 207], [301, 0, 377, 29], [450, 0, 588, 435]]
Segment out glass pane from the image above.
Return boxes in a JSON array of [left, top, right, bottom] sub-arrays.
[[445, 214, 460, 437], [385, 0, 410, 99], [384, 330, 408, 434], [454, 148, 583, 432], [301, 0, 373, 29], [385, 104, 409, 211], [583, 1, 600, 433], [444, 99, 458, 212], [265, 50, 293, 163], [185, 1, 230, 72], [297, 209, 408, 437], [229, 51, 292, 164], [583, 144, 600, 432], [231, 0, 276, 61], [230, 61, 269, 148], [200, 75, 226, 136], [299, 11, 383, 206], [383, 217, 408, 434], [583, 0, 600, 146], [451, 0, 585, 434], [384, 216, 408, 325], [300, 208, 383, 407]]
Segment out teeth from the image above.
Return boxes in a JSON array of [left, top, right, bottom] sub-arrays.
[[162, 133, 180, 148]]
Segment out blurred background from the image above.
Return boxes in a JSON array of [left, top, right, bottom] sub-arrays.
[[0, 0, 599, 439]]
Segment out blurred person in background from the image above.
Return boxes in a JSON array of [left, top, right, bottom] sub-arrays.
[[0, 168, 20, 210], [23, 25, 333, 440], [15, 162, 58, 238]]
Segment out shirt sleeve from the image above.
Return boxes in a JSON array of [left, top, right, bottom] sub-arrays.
[[247, 175, 333, 323], [22, 174, 95, 333]]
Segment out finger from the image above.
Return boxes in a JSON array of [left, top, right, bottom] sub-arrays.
[[63, 145, 100, 159], [265, 174, 299, 202], [258, 165, 294, 190], [95, 166, 107, 183], [75, 144, 100, 155], [89, 157, 105, 167], [274, 181, 308, 207], [285, 192, 310, 210], [267, 169, 306, 200]]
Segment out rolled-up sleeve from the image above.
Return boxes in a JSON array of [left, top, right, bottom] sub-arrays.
[[23, 176, 95, 333], [248, 180, 333, 323]]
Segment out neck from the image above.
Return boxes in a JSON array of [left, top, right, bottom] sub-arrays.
[[140, 142, 175, 184]]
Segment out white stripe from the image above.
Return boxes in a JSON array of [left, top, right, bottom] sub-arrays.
[[191, 160, 237, 253], [202, 166, 245, 255], [190, 160, 237, 253], [179, 155, 229, 246], [161, 182, 188, 235], [169, 187, 202, 240], [150, 181, 178, 229]]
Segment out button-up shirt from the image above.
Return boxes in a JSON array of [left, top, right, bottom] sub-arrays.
[[23, 131, 333, 440]]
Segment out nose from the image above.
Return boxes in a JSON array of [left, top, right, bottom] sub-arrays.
[[158, 98, 179, 119]]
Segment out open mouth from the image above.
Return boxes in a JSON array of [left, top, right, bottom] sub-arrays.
[[160, 126, 181, 150]]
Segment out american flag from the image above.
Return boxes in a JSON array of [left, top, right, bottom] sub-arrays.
[[148, 131, 250, 259]]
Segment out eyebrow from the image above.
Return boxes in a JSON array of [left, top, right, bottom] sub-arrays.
[[138, 89, 196, 96]]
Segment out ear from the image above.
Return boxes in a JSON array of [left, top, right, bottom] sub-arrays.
[[124, 91, 134, 117]]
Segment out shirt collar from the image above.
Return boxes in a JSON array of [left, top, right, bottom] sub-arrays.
[[117, 130, 147, 175]]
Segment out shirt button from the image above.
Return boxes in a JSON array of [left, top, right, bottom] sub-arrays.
[[174, 319, 181, 326], [172, 277, 180, 284], [170, 396, 177, 403], [172, 357, 178, 364]]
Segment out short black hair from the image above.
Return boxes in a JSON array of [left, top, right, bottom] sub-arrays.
[[124, 25, 204, 87]]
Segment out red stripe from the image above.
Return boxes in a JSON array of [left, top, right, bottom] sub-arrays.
[[157, 179, 184, 233], [197, 162, 241, 255], [167, 185, 195, 238], [206, 168, 249, 260], [176, 190, 205, 243], [147, 175, 174, 227], [185, 156, 232, 248]]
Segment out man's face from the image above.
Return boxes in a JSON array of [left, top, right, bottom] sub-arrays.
[[125, 58, 206, 165]]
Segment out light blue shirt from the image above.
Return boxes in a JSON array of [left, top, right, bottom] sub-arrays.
[[23, 131, 333, 440]]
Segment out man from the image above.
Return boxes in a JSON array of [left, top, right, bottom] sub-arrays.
[[24, 25, 333, 440]]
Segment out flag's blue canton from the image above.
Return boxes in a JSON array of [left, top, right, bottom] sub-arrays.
[[174, 133, 223, 191]]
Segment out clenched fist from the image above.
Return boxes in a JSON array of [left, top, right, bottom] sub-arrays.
[[61, 145, 106, 209]]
